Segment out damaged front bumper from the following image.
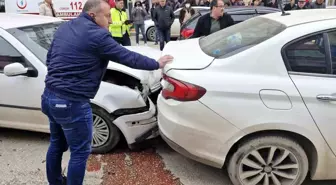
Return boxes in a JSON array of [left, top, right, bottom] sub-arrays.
[[112, 97, 159, 146]]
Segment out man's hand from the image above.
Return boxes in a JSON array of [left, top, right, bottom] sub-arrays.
[[158, 55, 174, 68]]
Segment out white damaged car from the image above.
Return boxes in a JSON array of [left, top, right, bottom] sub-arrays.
[[0, 13, 162, 154]]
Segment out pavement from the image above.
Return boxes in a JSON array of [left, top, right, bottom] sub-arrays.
[[1, 37, 336, 185]]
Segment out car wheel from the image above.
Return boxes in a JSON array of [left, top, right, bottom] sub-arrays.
[[227, 136, 308, 185], [146, 26, 156, 42], [91, 105, 120, 154]]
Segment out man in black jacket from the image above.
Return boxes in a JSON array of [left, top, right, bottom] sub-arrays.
[[191, 0, 234, 38], [150, 0, 160, 44], [153, 0, 175, 50]]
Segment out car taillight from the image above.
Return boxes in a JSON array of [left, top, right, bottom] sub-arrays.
[[181, 28, 194, 39], [162, 74, 206, 101]]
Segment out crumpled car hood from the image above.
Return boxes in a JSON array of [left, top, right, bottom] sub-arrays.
[[107, 46, 162, 92]]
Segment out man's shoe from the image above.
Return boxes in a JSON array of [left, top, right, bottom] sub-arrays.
[[62, 176, 67, 185]]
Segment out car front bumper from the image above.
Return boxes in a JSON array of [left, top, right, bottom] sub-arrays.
[[112, 97, 159, 145]]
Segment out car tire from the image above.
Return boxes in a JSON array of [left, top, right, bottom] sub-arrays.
[[227, 135, 308, 185], [91, 105, 120, 154], [146, 26, 156, 42]]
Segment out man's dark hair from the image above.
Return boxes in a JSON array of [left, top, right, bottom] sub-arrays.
[[83, 0, 108, 12], [210, 0, 224, 9]]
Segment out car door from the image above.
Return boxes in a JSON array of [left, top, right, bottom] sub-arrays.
[[283, 30, 336, 154], [0, 29, 48, 133]]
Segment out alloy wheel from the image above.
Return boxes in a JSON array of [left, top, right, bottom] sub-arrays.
[[148, 27, 156, 41], [238, 146, 300, 185], [92, 113, 110, 148]]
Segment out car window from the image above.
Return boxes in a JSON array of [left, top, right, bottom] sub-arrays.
[[284, 34, 327, 74], [328, 31, 336, 74], [231, 14, 256, 24], [200, 17, 286, 58], [0, 36, 28, 73], [7, 22, 63, 65]]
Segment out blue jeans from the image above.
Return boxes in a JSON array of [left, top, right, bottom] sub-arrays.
[[134, 24, 147, 44], [157, 28, 171, 51], [41, 88, 92, 185]]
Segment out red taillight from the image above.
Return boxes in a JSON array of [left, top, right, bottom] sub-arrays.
[[162, 74, 206, 101], [181, 28, 194, 39]]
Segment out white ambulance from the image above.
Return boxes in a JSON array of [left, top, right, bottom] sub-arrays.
[[1, 0, 88, 20]]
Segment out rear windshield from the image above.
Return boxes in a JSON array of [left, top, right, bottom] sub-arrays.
[[199, 17, 286, 58]]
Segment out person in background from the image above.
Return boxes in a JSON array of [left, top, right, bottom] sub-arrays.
[[153, 0, 175, 51], [191, 0, 234, 38], [310, 0, 326, 8], [173, 0, 181, 10], [296, 0, 309, 9], [179, 0, 195, 26], [167, 0, 176, 8], [109, 0, 132, 46], [251, 0, 264, 5], [192, 0, 203, 6], [284, 0, 296, 10], [142, 0, 150, 13], [203, 0, 211, 6], [39, 0, 56, 17], [230, 0, 245, 5], [265, 0, 278, 8], [42, 0, 173, 184], [108, 0, 116, 8], [132, 0, 148, 45], [151, 0, 160, 45]]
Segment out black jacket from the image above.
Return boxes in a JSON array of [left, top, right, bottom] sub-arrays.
[[153, 5, 175, 30], [191, 12, 234, 38]]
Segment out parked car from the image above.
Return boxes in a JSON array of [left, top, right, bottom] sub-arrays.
[[0, 13, 162, 154], [180, 6, 281, 40], [144, 6, 209, 41], [158, 9, 336, 185]]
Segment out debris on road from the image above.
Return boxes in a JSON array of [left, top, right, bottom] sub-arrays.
[[86, 147, 182, 185]]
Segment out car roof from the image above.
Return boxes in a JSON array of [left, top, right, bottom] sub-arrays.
[[262, 9, 336, 27], [225, 6, 280, 12], [198, 6, 279, 15], [0, 13, 63, 29]]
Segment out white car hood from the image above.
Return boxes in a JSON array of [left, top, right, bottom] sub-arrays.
[[107, 46, 162, 91]]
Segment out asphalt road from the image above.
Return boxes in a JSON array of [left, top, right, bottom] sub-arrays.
[[1, 128, 336, 185], [1, 37, 336, 185]]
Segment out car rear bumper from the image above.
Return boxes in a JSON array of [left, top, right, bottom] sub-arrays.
[[159, 129, 221, 167], [157, 94, 240, 168], [113, 97, 159, 145]]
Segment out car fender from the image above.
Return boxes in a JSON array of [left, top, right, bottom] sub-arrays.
[[144, 20, 155, 33]]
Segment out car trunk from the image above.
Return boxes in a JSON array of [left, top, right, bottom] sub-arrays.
[[161, 38, 215, 73]]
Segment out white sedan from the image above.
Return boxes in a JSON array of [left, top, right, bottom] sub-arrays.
[[159, 9, 336, 185], [145, 6, 209, 41], [0, 13, 162, 154]]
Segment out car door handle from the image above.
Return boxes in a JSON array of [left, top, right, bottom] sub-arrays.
[[316, 94, 336, 101]]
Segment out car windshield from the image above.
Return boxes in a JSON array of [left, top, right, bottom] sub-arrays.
[[199, 17, 286, 58], [6, 21, 64, 65]]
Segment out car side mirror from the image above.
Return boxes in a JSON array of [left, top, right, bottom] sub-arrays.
[[4, 63, 28, 77]]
